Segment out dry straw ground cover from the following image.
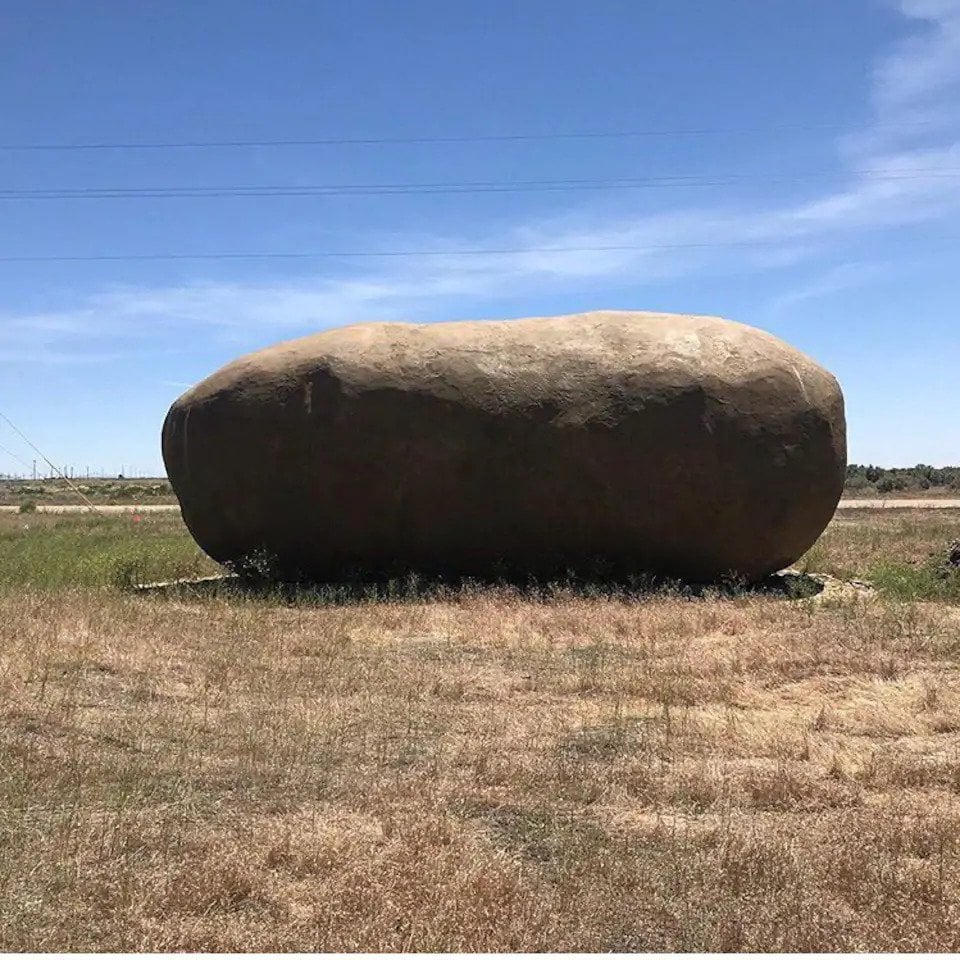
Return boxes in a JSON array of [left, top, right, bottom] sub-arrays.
[[0, 509, 959, 950]]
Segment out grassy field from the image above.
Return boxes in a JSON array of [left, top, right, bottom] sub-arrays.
[[0, 477, 176, 507], [0, 509, 958, 950]]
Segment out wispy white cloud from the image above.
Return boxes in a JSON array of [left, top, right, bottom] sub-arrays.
[[2, 0, 959, 363], [766, 260, 893, 316], [773, 0, 960, 313], [874, 0, 960, 111], [842, 0, 960, 157]]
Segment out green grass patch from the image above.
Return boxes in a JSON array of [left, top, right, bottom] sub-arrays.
[[868, 560, 960, 603], [0, 513, 218, 590]]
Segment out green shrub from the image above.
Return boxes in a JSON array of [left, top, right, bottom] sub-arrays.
[[843, 474, 872, 492], [18, 500, 37, 514], [876, 475, 907, 494]]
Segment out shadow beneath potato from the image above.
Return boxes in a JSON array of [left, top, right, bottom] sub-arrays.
[[131, 568, 824, 606]]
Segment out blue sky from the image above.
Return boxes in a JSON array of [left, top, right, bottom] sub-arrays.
[[0, 0, 957, 475]]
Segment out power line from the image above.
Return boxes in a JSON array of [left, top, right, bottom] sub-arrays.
[[0, 119, 943, 152], [0, 237, 956, 264], [0, 411, 102, 514], [2, 169, 959, 201], [0, 440, 32, 472]]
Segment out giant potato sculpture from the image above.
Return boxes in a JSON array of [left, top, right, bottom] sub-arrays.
[[162, 311, 846, 581]]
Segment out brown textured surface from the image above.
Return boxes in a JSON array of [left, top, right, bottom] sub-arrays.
[[161, 311, 846, 581]]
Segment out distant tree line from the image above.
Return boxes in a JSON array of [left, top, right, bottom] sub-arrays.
[[845, 463, 960, 495]]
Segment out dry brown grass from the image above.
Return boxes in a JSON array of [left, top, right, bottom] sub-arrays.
[[1, 511, 960, 950]]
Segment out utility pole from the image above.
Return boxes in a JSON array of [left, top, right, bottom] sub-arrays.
[[32, 459, 36, 481]]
